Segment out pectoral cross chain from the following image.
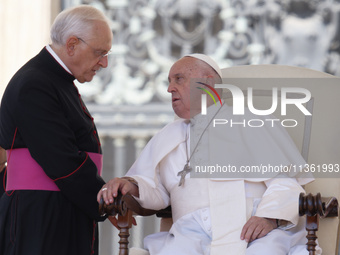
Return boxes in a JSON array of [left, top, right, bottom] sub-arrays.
[[177, 163, 192, 186]]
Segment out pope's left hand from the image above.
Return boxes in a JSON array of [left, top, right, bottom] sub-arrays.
[[240, 216, 277, 243]]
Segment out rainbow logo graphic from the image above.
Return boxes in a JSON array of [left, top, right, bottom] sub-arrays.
[[196, 82, 222, 115]]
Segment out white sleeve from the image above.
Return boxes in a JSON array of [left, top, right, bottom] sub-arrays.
[[254, 176, 305, 229], [129, 164, 170, 211]]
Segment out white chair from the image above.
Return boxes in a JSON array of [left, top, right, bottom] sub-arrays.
[[100, 65, 340, 255], [222, 64, 340, 255]]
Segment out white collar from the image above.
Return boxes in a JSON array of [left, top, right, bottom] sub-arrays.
[[46, 45, 73, 75]]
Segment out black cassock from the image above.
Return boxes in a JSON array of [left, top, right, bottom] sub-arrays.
[[0, 48, 106, 255]]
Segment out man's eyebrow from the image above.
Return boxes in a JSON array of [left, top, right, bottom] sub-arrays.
[[96, 49, 109, 54], [168, 73, 184, 81]]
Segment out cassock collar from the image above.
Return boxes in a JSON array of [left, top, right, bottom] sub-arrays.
[[39, 48, 75, 83], [46, 45, 73, 75]]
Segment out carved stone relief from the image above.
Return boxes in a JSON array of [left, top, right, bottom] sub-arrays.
[[63, 0, 340, 107]]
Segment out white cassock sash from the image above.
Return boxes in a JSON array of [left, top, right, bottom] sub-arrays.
[[209, 180, 248, 254]]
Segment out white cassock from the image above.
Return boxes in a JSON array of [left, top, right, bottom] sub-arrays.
[[126, 103, 319, 255]]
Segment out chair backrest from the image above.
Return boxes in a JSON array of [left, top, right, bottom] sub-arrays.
[[221, 65, 340, 255]]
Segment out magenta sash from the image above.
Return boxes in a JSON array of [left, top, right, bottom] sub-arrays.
[[6, 148, 103, 191]]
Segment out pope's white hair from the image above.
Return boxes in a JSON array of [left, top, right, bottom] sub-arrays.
[[50, 5, 110, 46]]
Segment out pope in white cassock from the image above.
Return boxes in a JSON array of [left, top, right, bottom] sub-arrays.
[[98, 54, 319, 255]]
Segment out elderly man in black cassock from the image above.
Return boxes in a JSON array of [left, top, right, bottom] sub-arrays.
[[0, 5, 112, 255]]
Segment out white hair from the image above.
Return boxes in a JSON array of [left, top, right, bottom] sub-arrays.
[[50, 5, 110, 46]]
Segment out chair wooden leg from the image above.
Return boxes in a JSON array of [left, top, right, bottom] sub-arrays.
[[306, 214, 319, 255], [117, 209, 133, 255]]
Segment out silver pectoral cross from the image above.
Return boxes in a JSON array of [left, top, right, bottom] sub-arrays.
[[177, 163, 192, 186]]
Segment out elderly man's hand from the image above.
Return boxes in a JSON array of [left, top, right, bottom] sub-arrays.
[[240, 216, 277, 243], [97, 177, 139, 205]]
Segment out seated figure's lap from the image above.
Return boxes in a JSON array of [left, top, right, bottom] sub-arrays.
[[144, 208, 212, 255], [246, 229, 309, 255]]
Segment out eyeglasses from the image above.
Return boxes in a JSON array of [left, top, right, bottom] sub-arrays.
[[77, 37, 112, 59]]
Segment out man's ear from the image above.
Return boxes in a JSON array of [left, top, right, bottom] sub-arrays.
[[205, 75, 215, 86], [66, 36, 79, 56], [205, 75, 223, 95]]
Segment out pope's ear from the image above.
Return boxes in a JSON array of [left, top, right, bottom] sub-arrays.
[[205, 75, 216, 86], [66, 36, 79, 56], [205, 75, 223, 95]]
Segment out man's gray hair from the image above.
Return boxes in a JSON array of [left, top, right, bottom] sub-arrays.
[[50, 5, 110, 46]]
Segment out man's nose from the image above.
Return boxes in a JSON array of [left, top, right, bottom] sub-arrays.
[[167, 82, 176, 93], [98, 55, 109, 68]]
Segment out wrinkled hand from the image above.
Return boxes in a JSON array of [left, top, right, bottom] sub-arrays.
[[97, 177, 139, 205], [240, 216, 277, 243]]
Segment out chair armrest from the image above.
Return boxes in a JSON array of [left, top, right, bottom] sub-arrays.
[[156, 206, 172, 218], [299, 193, 339, 255], [99, 192, 172, 255], [299, 192, 339, 218], [99, 192, 170, 217]]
